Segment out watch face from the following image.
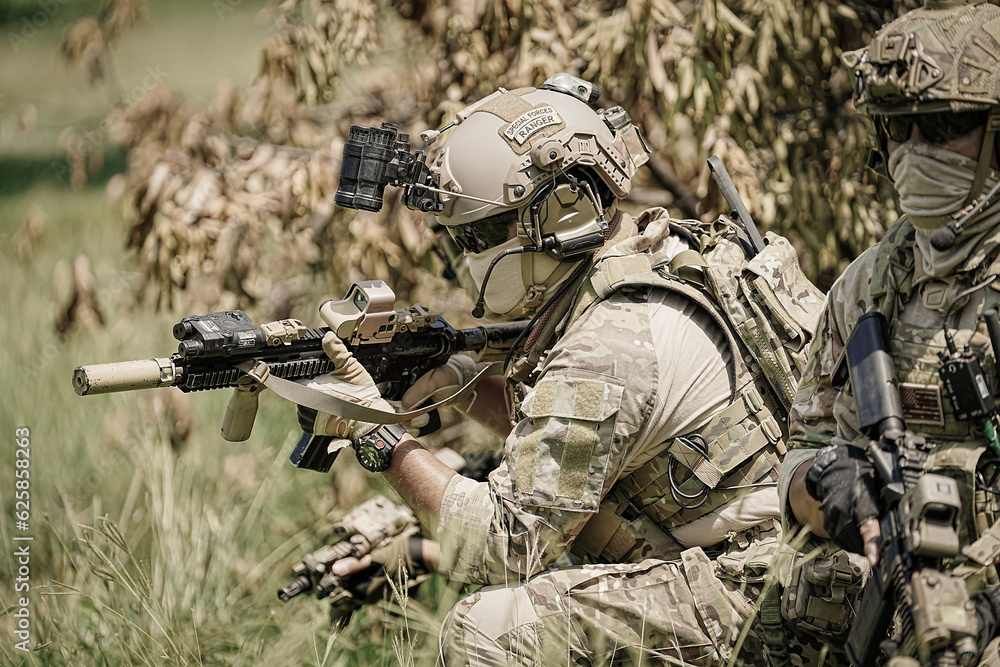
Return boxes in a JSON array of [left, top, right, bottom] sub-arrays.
[[356, 434, 391, 472]]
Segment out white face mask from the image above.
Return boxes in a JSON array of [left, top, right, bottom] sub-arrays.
[[888, 141, 983, 235], [464, 237, 567, 318]]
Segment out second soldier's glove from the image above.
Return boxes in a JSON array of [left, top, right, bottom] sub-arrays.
[[973, 586, 1000, 663], [805, 444, 880, 555], [296, 332, 393, 442]]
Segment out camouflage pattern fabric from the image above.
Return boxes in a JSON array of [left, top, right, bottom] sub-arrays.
[[781, 215, 1000, 662], [439, 545, 844, 666], [435, 212, 837, 665], [785, 215, 1000, 457]]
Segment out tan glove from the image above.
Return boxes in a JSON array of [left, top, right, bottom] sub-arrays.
[[296, 332, 394, 441], [399, 354, 480, 429]]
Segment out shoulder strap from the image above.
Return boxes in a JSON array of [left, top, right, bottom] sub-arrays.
[[568, 252, 746, 395], [870, 216, 916, 318]]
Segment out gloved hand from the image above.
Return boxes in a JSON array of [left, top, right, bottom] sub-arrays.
[[326, 532, 431, 625], [295, 332, 393, 442], [806, 444, 881, 555], [974, 586, 1000, 663], [399, 355, 480, 429]]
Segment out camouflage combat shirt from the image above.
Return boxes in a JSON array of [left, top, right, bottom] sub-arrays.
[[437, 213, 780, 585], [779, 215, 1000, 545]]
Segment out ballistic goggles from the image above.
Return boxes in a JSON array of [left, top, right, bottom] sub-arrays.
[[446, 208, 519, 254], [875, 110, 989, 144]]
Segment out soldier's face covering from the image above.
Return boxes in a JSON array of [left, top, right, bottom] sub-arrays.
[[889, 140, 1000, 278], [888, 141, 986, 235], [465, 236, 570, 319]]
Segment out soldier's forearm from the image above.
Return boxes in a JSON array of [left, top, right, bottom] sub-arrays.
[[789, 458, 829, 537], [384, 435, 457, 533]]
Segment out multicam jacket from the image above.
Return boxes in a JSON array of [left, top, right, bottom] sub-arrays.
[[780, 216, 1000, 572], [437, 210, 808, 585]]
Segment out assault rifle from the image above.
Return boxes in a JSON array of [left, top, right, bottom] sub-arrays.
[[840, 312, 976, 666], [278, 448, 502, 622], [73, 280, 526, 471], [277, 495, 425, 624]]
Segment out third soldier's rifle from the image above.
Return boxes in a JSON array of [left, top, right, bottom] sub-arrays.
[[841, 312, 977, 666]]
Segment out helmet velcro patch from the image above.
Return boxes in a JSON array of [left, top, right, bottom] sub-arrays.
[[504, 106, 564, 146]]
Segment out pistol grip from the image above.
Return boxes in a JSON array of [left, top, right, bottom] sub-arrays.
[[414, 409, 442, 437]]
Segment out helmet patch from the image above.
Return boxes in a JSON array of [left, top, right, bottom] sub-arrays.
[[504, 106, 564, 145]]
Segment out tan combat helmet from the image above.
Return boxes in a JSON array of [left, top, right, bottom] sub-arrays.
[[427, 74, 648, 258], [424, 73, 650, 318], [844, 0, 1000, 206]]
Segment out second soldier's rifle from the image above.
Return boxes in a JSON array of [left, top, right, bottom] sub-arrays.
[[840, 312, 977, 666], [73, 280, 526, 471], [278, 448, 502, 623], [277, 495, 424, 624]]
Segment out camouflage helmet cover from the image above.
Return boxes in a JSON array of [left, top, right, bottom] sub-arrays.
[[845, 1, 1000, 116]]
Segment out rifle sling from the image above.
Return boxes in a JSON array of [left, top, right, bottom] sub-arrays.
[[234, 360, 505, 425]]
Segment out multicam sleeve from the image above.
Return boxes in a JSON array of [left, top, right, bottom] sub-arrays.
[[436, 368, 631, 585], [436, 296, 658, 585], [778, 250, 875, 530]]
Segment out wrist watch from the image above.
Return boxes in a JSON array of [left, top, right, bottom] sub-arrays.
[[353, 423, 408, 473]]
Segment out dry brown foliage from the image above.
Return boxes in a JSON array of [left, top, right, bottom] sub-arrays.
[[80, 0, 922, 326], [53, 254, 106, 336]]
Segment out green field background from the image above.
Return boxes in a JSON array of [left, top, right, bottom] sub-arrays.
[[0, 1, 457, 664]]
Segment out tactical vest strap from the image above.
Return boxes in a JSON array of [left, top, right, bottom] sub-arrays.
[[588, 254, 662, 298], [870, 216, 917, 317], [669, 250, 708, 275], [569, 251, 748, 394], [762, 584, 790, 667]]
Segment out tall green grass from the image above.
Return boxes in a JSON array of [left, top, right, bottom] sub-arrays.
[[0, 1, 456, 663], [0, 186, 453, 665]]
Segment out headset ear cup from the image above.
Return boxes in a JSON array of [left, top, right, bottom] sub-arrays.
[[537, 180, 608, 260]]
